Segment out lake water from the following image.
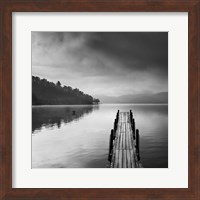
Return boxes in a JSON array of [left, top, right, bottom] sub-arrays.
[[32, 104, 168, 168]]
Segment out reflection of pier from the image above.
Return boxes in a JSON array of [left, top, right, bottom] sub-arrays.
[[108, 110, 143, 168]]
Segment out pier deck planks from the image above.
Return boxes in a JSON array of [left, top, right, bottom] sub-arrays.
[[111, 112, 139, 168]]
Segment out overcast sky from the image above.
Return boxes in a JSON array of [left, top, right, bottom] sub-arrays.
[[32, 32, 168, 97]]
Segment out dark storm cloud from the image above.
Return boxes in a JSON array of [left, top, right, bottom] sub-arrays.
[[32, 32, 168, 96], [87, 32, 168, 76]]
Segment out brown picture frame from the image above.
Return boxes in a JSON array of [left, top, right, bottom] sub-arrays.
[[0, 0, 199, 199]]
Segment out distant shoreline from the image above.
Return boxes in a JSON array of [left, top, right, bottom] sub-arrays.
[[32, 103, 168, 107]]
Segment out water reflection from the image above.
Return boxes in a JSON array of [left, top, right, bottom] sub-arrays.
[[32, 105, 99, 133], [32, 104, 168, 168]]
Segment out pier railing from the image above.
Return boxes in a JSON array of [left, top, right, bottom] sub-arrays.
[[108, 110, 142, 168]]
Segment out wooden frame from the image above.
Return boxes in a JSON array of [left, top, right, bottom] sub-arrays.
[[0, 0, 199, 199]]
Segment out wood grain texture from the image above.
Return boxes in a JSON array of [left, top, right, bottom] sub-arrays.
[[111, 112, 139, 168], [0, 0, 199, 199], [0, 3, 3, 200]]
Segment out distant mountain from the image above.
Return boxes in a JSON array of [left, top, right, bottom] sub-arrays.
[[32, 76, 100, 105], [96, 92, 168, 104]]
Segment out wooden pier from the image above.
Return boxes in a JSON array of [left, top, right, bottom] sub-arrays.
[[108, 110, 143, 168]]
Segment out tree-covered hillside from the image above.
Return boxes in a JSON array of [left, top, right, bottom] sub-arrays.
[[32, 76, 100, 105]]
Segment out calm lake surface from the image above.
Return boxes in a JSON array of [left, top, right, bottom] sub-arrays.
[[32, 104, 168, 168]]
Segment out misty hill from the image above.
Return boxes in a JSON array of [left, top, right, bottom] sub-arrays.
[[96, 92, 168, 104], [32, 76, 100, 105]]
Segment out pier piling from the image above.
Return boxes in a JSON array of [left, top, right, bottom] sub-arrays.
[[108, 129, 114, 162]]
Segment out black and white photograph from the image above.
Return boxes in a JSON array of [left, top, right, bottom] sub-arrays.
[[32, 32, 168, 168]]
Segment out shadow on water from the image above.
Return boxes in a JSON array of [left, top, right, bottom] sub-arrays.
[[32, 105, 99, 133]]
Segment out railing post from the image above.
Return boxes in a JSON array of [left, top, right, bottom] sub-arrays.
[[114, 119, 117, 133], [130, 110, 133, 122], [108, 129, 114, 162], [132, 118, 135, 139], [136, 129, 140, 161], [116, 110, 119, 121], [114, 110, 120, 138]]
